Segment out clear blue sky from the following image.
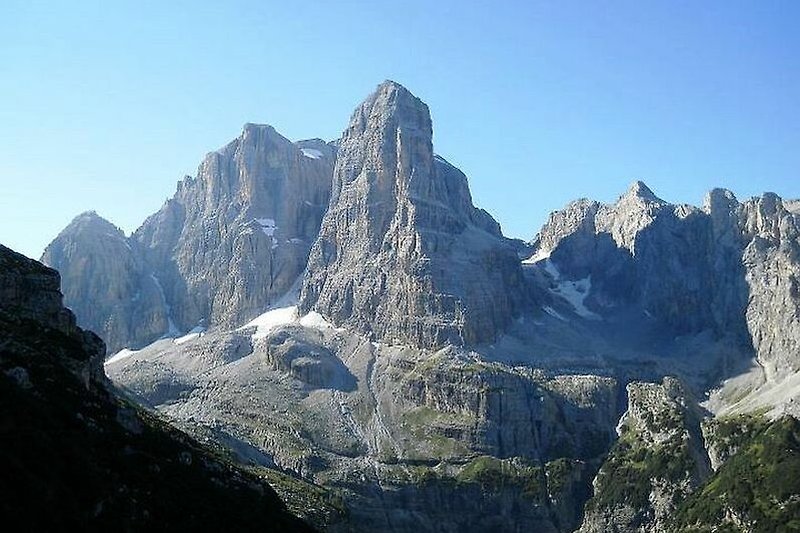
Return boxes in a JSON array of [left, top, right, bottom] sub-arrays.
[[1, 1, 798, 259]]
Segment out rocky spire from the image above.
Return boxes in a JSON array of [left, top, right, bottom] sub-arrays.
[[299, 81, 525, 348], [620, 180, 663, 204]]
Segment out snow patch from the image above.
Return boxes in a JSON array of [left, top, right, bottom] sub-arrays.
[[522, 248, 551, 264], [174, 326, 206, 345], [239, 305, 344, 340], [105, 348, 139, 365], [240, 306, 298, 340], [253, 218, 279, 248], [299, 311, 344, 332], [254, 218, 276, 236], [539, 259, 600, 319], [552, 276, 599, 319], [300, 148, 323, 159]]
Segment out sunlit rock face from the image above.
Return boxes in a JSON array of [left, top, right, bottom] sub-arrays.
[[43, 126, 335, 352], [300, 81, 526, 348]]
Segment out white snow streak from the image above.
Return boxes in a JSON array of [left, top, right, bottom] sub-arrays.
[[522, 248, 551, 264], [543, 306, 566, 321], [105, 348, 139, 365], [174, 326, 206, 345], [150, 273, 180, 336], [239, 306, 343, 340], [300, 148, 323, 159]]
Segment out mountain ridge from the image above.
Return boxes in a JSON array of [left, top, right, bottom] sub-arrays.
[[34, 80, 800, 532]]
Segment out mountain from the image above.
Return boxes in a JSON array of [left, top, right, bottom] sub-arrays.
[[41, 211, 171, 353], [299, 80, 527, 347], [0, 243, 314, 531], [39, 80, 800, 532], [528, 182, 800, 402], [42, 126, 335, 353]]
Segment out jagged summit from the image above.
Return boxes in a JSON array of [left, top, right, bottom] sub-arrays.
[[61, 210, 122, 234], [703, 187, 739, 215], [300, 82, 525, 347], [374, 79, 417, 99], [619, 179, 664, 204]]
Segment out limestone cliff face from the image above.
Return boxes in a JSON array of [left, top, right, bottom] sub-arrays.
[[300, 81, 525, 348], [135, 124, 335, 332], [40, 212, 170, 353], [529, 182, 800, 376], [735, 192, 800, 378], [44, 125, 335, 352], [530, 182, 746, 337]]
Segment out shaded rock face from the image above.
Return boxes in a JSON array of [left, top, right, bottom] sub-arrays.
[[43, 126, 335, 352], [300, 81, 526, 348], [2, 244, 80, 336], [530, 182, 800, 375], [41, 212, 171, 353], [0, 244, 313, 531], [531, 182, 749, 339], [1, 243, 106, 384]]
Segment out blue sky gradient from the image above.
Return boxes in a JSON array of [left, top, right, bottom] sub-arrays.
[[1, 1, 798, 258]]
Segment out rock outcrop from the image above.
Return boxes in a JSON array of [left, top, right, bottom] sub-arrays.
[[0, 243, 313, 531], [735, 192, 800, 378], [43, 125, 335, 352], [579, 377, 711, 533], [299, 81, 526, 348], [135, 124, 335, 333], [529, 182, 800, 378]]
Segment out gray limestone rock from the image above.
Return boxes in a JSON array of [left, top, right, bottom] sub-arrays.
[[578, 377, 711, 533], [529, 181, 800, 380], [44, 124, 335, 352], [135, 124, 335, 332], [299, 81, 526, 348], [40, 212, 169, 353]]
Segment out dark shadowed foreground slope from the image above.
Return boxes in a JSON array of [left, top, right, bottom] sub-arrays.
[[0, 243, 314, 531]]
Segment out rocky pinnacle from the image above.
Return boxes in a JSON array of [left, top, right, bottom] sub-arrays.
[[299, 81, 525, 348]]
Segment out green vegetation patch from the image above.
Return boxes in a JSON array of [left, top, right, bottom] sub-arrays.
[[456, 455, 548, 502], [587, 428, 695, 511], [672, 416, 800, 533]]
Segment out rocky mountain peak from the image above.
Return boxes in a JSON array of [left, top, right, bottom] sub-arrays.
[[345, 79, 430, 136], [300, 82, 525, 348], [618, 179, 665, 205], [703, 187, 738, 212], [60, 210, 124, 238]]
